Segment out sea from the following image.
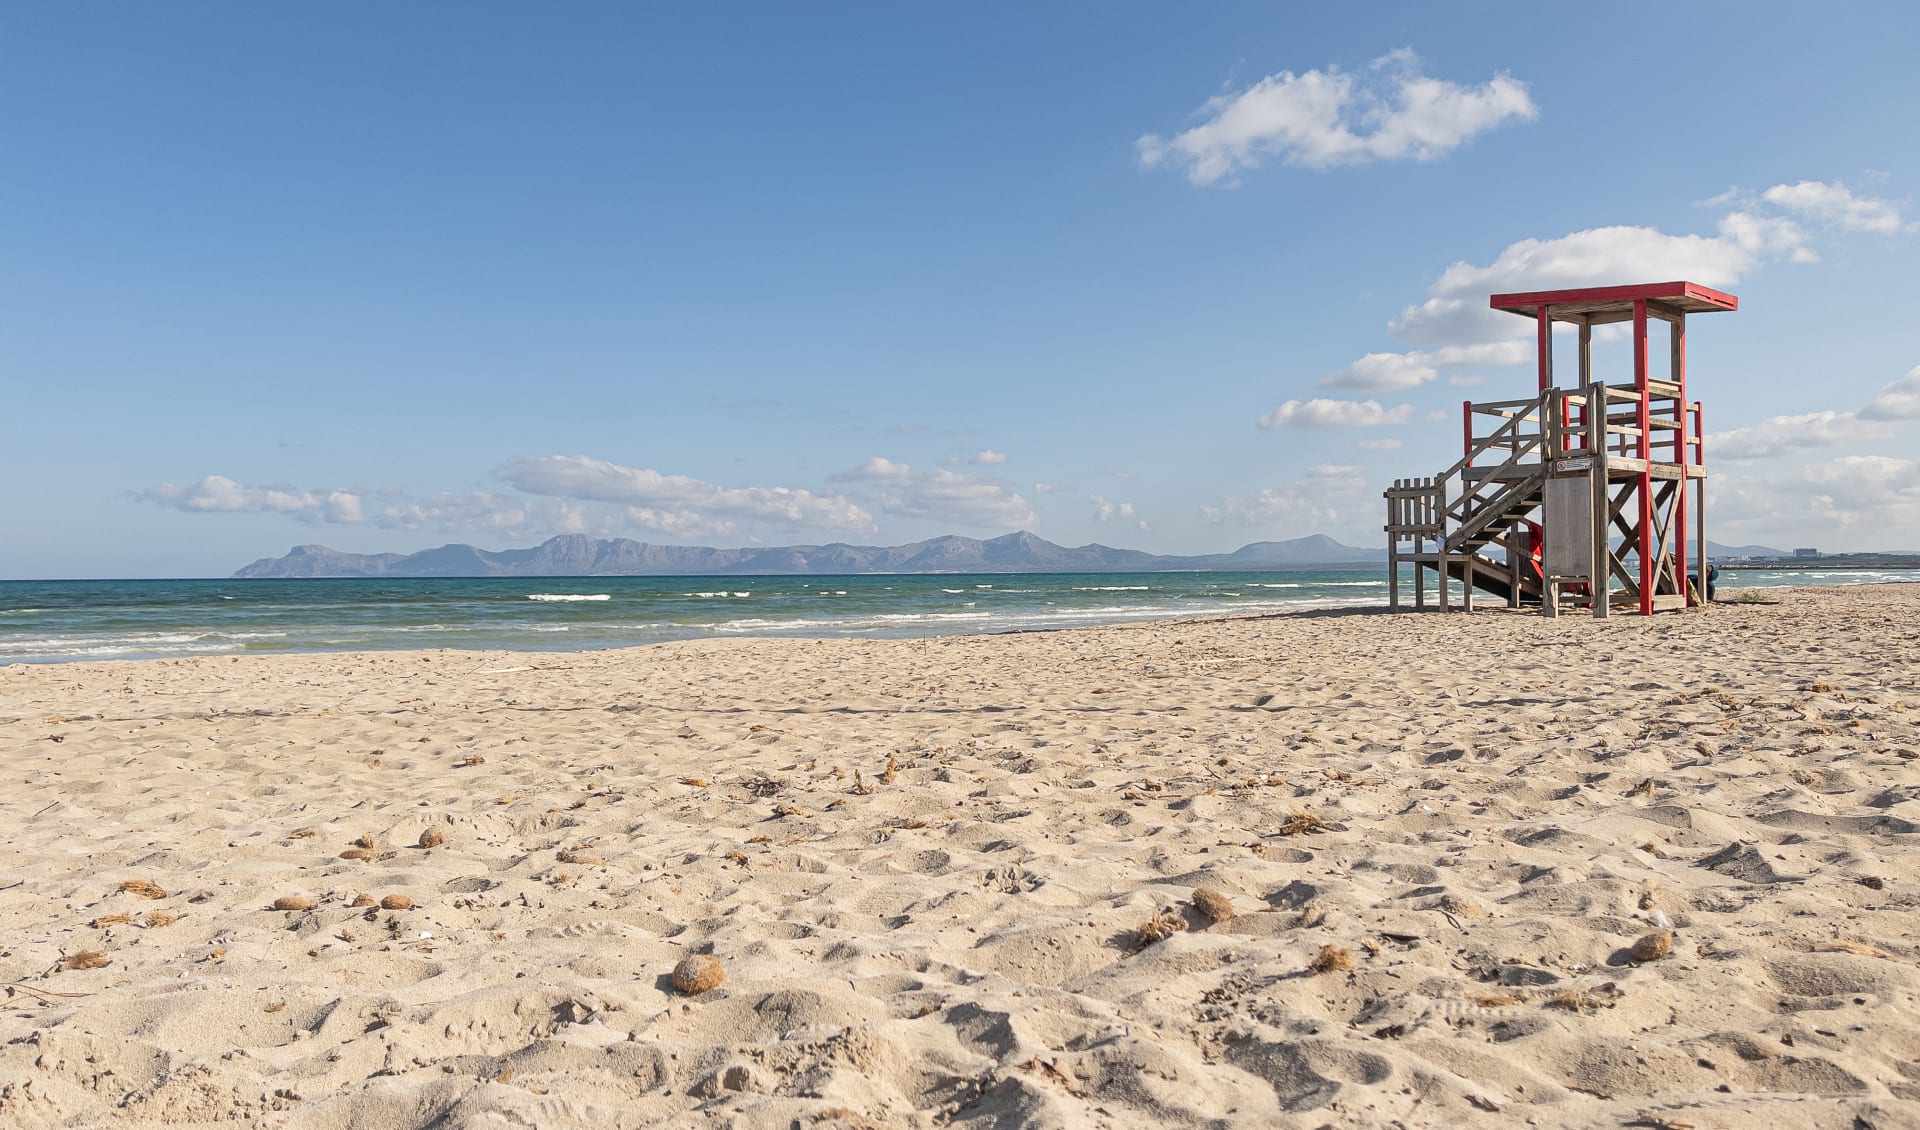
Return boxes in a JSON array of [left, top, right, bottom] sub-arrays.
[[0, 567, 1911, 665]]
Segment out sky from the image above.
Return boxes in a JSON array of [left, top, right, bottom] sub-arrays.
[[4, 3, 1919, 578]]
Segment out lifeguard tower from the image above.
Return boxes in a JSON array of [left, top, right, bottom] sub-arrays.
[[1383, 281, 1733, 617]]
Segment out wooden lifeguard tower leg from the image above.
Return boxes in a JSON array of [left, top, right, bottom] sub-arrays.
[[1588, 378, 1610, 618]]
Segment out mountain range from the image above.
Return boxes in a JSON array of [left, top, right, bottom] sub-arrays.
[[233, 532, 1385, 578]]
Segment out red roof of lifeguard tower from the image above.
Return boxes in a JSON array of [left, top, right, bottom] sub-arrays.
[[1489, 280, 1738, 323]]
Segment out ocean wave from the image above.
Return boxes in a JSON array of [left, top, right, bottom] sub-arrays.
[[527, 593, 611, 602], [1074, 586, 1150, 591], [1, 632, 216, 653]]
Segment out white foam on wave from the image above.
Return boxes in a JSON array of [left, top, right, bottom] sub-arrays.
[[1075, 585, 1150, 591], [527, 593, 610, 602]]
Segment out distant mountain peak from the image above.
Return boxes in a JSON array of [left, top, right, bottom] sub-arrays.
[[233, 532, 1383, 579]]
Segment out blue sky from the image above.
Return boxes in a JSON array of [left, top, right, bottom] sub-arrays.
[[4, 3, 1918, 577]]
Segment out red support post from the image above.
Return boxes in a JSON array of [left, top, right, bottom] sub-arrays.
[[1462, 400, 1473, 466], [1674, 316, 1688, 606], [1634, 299, 1653, 616]]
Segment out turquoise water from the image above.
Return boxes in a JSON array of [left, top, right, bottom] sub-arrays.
[[0, 568, 1906, 664], [0, 571, 1389, 664]]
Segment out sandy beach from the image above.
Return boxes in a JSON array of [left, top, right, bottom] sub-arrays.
[[3, 583, 1919, 1129]]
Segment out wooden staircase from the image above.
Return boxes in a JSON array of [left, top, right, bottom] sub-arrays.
[[1384, 391, 1552, 611]]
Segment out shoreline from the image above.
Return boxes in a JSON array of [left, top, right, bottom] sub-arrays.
[[4, 583, 1919, 1127], [7, 571, 1912, 671]]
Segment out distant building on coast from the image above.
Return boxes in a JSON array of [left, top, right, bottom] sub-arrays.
[[1793, 547, 1820, 559]]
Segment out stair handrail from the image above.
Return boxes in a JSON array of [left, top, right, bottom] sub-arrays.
[[1430, 387, 1550, 488]]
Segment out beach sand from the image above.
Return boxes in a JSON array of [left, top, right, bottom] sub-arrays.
[[3, 583, 1919, 1128]]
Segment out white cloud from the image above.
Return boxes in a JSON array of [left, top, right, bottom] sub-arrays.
[[1711, 366, 1919, 460], [830, 457, 1034, 529], [1258, 398, 1414, 428], [1761, 180, 1911, 234], [1319, 177, 1908, 390], [139, 476, 366, 523], [136, 476, 595, 536], [1326, 177, 1912, 407], [1322, 351, 1437, 391], [1703, 363, 1920, 543], [1711, 411, 1885, 461], [1387, 217, 1808, 349], [1860, 365, 1920, 421], [1717, 455, 1920, 539], [944, 449, 1010, 467], [501, 455, 874, 537], [1448, 374, 1487, 387], [1138, 50, 1537, 185], [372, 490, 593, 535], [1320, 340, 1533, 391], [1090, 495, 1147, 529], [1031, 482, 1069, 495], [1356, 438, 1403, 451], [1203, 464, 1370, 528]]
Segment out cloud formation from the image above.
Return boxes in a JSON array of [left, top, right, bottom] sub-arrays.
[[1711, 365, 1918, 460], [139, 476, 367, 523], [500, 455, 875, 538], [944, 449, 1009, 467], [1259, 398, 1414, 429], [142, 457, 882, 542], [1321, 341, 1532, 391], [1090, 495, 1147, 530], [1717, 455, 1920, 540], [1320, 180, 1911, 394], [137, 476, 591, 536], [1203, 463, 1370, 528], [1760, 180, 1913, 234], [1138, 49, 1537, 185], [830, 458, 1035, 529], [1860, 366, 1920, 421], [1707, 365, 1920, 542]]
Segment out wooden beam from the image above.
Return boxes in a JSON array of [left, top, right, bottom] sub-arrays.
[[1537, 307, 1552, 392], [1588, 379, 1609, 618], [1695, 403, 1707, 605]]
